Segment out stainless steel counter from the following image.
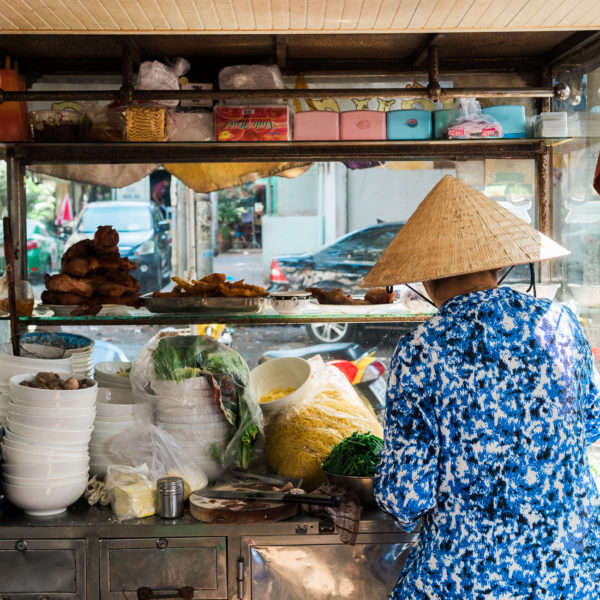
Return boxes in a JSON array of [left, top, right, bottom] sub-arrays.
[[0, 500, 417, 600]]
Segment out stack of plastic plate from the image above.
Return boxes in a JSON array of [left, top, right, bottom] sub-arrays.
[[149, 376, 232, 482], [94, 361, 132, 389], [1, 372, 97, 516], [90, 387, 153, 478]]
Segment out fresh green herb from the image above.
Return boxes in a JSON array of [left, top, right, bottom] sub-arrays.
[[321, 431, 383, 477]]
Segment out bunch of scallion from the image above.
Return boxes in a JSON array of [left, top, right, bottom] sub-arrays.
[[321, 431, 383, 477]]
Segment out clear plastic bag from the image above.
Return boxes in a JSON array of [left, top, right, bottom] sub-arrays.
[[136, 57, 190, 108], [104, 463, 157, 520], [265, 356, 383, 490], [130, 332, 264, 472], [446, 98, 503, 139], [218, 64, 284, 105], [166, 110, 214, 141], [105, 423, 208, 519], [81, 101, 125, 142]]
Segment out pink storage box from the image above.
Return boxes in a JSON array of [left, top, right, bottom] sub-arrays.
[[293, 111, 339, 140], [340, 110, 386, 140]]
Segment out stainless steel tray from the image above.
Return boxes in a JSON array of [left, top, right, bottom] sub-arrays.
[[142, 294, 266, 314]]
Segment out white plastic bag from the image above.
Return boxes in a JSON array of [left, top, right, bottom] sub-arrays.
[[218, 64, 284, 105], [136, 57, 190, 108], [446, 98, 503, 139]]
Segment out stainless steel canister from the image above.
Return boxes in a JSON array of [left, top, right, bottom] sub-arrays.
[[157, 476, 184, 519]]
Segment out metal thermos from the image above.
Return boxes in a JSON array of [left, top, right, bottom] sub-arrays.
[[157, 477, 184, 519]]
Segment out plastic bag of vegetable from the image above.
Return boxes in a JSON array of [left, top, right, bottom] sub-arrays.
[[130, 332, 264, 472], [265, 356, 383, 490]]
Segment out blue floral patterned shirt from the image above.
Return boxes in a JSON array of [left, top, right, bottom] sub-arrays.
[[375, 287, 600, 600]]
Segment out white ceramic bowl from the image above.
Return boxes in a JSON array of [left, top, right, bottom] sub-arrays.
[[159, 421, 232, 443], [269, 291, 313, 315], [93, 417, 151, 432], [8, 409, 96, 430], [7, 419, 93, 444], [250, 357, 312, 415], [1, 440, 88, 463], [3, 428, 90, 449], [94, 361, 132, 385], [569, 284, 600, 307], [2, 478, 88, 516], [2, 459, 89, 478], [3, 469, 89, 486], [9, 373, 98, 407], [96, 387, 152, 417], [0, 344, 72, 386], [8, 400, 94, 417]]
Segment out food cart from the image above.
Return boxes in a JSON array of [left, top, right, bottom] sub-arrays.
[[0, 5, 599, 598]]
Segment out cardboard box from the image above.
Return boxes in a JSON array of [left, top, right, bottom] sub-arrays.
[[215, 105, 290, 142]]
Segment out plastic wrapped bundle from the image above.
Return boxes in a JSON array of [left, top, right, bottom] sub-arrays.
[[130, 332, 264, 475], [265, 357, 383, 490]]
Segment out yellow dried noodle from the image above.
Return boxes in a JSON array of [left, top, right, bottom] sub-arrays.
[[265, 389, 383, 490]]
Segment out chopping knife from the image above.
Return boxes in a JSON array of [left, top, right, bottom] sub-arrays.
[[194, 489, 341, 507]]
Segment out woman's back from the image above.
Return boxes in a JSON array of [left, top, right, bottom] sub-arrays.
[[376, 287, 600, 599]]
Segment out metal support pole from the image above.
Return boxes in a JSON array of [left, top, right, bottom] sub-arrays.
[[427, 46, 441, 102], [6, 150, 27, 281], [195, 194, 214, 277], [120, 45, 134, 105]]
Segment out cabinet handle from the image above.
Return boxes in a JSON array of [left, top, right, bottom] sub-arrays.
[[156, 538, 168, 550], [14, 540, 28, 552]]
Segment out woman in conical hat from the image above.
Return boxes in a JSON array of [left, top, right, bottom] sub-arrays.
[[367, 175, 600, 599]]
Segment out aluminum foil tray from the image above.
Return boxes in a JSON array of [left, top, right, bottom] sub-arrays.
[[142, 294, 266, 314]]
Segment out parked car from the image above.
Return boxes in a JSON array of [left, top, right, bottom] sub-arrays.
[[269, 222, 415, 343], [269, 222, 404, 292], [65, 201, 171, 294], [0, 219, 61, 280]]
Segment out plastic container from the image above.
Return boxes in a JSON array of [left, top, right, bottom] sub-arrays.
[[433, 109, 453, 139], [481, 105, 526, 138], [250, 357, 312, 415], [0, 57, 30, 141], [293, 111, 339, 141], [31, 110, 84, 142], [340, 110, 386, 140], [386, 109, 432, 140], [0, 279, 34, 317]]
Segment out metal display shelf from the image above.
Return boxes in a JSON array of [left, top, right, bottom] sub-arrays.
[[0, 139, 560, 164], [14, 308, 431, 327]]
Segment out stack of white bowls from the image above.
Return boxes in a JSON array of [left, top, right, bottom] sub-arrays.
[[149, 376, 233, 482], [1, 372, 97, 516], [94, 361, 132, 389], [0, 343, 73, 427], [90, 387, 153, 478]]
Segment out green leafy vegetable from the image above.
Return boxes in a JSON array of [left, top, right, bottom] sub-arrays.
[[151, 335, 263, 470], [321, 431, 383, 477]]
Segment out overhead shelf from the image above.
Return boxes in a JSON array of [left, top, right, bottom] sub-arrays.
[[14, 309, 431, 327], [0, 139, 561, 165]]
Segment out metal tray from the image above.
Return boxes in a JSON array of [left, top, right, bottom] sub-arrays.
[[142, 294, 266, 314]]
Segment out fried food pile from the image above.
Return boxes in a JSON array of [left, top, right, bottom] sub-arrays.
[[153, 272, 268, 298], [42, 226, 141, 315], [306, 286, 394, 305]]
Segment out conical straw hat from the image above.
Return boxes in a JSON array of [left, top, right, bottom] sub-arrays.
[[361, 174, 569, 287]]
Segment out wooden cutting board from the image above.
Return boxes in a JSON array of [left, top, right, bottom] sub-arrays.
[[189, 482, 299, 524]]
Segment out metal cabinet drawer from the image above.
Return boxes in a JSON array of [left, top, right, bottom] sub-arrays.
[[0, 538, 86, 599], [241, 533, 414, 600], [100, 537, 227, 599]]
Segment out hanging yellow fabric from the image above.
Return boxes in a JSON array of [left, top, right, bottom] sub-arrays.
[[164, 162, 312, 194]]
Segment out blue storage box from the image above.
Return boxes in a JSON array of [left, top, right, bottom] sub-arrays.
[[386, 110, 432, 140], [433, 109, 453, 139], [481, 105, 526, 138]]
